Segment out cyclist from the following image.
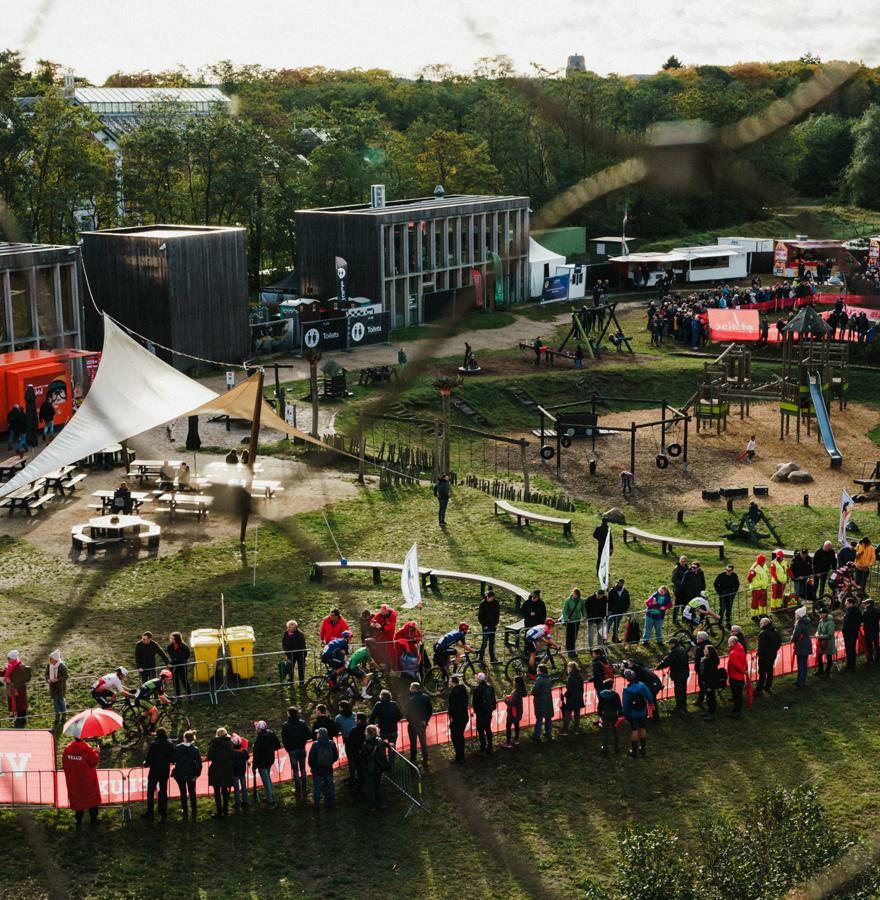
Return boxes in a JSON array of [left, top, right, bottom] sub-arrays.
[[320, 630, 352, 684], [524, 618, 559, 675], [682, 591, 721, 634], [432, 623, 475, 672], [133, 669, 173, 732], [828, 561, 859, 607], [91, 667, 135, 709], [347, 643, 378, 700]]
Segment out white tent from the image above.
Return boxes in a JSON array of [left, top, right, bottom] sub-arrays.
[[529, 237, 566, 298]]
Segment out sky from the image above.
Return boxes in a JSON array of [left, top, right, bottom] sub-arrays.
[[1, 0, 877, 83]]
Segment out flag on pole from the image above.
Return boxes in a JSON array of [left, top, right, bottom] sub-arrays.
[[598, 528, 612, 591], [838, 490, 854, 546], [401, 543, 422, 609], [621, 203, 630, 258]]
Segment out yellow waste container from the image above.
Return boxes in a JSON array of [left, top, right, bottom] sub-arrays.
[[224, 625, 256, 679], [190, 628, 221, 683]]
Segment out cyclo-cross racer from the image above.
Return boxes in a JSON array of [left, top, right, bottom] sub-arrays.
[[91, 667, 135, 708], [524, 618, 558, 674], [133, 669, 173, 732], [320, 631, 352, 684], [347, 643, 378, 699], [432, 623, 475, 672], [682, 592, 720, 633]]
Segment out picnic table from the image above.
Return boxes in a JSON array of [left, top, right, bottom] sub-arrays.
[[129, 459, 183, 482], [195, 474, 281, 498], [0, 479, 53, 516], [72, 515, 161, 553], [0, 455, 27, 481], [156, 492, 213, 519], [204, 461, 264, 474], [43, 466, 87, 497], [90, 489, 152, 514], [81, 444, 132, 469]]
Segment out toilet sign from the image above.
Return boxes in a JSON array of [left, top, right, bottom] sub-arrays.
[[225, 371, 235, 389]]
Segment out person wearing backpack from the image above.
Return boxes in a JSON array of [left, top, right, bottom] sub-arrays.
[[2, 650, 31, 728], [622, 669, 652, 758], [471, 672, 497, 754], [590, 648, 614, 696], [560, 661, 585, 734], [360, 725, 388, 810], [598, 678, 623, 755], [308, 727, 339, 809]]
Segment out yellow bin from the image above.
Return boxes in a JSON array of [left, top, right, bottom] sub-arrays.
[[224, 625, 256, 679], [190, 628, 221, 683]]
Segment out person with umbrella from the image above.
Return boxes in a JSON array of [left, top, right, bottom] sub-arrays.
[[62, 734, 101, 830]]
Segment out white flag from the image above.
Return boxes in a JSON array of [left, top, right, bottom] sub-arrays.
[[838, 490, 854, 546], [598, 528, 612, 591], [401, 543, 422, 609]]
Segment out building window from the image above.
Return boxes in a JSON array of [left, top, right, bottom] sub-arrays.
[[393, 226, 404, 276], [36, 267, 60, 340], [60, 264, 77, 334], [447, 219, 457, 267], [434, 221, 443, 273], [407, 223, 418, 272], [9, 270, 35, 341]]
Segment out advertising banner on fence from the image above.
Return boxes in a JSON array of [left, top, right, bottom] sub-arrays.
[[541, 273, 570, 304], [773, 241, 788, 276], [0, 729, 56, 806], [346, 308, 388, 348], [302, 317, 347, 353], [707, 308, 760, 341]]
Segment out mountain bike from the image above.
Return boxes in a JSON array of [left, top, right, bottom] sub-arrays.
[[673, 615, 728, 650], [303, 666, 384, 706], [504, 643, 564, 684], [113, 696, 192, 749], [422, 651, 487, 696]]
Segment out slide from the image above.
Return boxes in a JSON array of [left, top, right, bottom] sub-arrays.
[[808, 373, 843, 469]]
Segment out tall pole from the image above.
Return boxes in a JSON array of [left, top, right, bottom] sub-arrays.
[[630, 421, 637, 476], [357, 412, 365, 484], [520, 439, 530, 497], [239, 368, 264, 544]]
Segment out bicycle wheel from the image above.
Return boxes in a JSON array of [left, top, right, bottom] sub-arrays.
[[461, 658, 486, 689], [505, 656, 526, 683], [304, 675, 330, 705], [545, 651, 565, 682], [707, 621, 728, 649], [672, 629, 693, 648], [162, 706, 192, 741], [819, 591, 839, 611], [423, 666, 448, 696]]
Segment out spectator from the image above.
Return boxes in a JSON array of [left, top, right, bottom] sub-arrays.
[[176, 462, 191, 489], [438, 672, 467, 766], [644, 586, 673, 644], [533, 336, 542, 366], [625, 660, 663, 720], [281, 620, 306, 686], [682, 560, 706, 605], [312, 704, 339, 740], [730, 625, 749, 653], [207, 727, 235, 819], [671, 555, 689, 624], [792, 606, 813, 688], [143, 727, 174, 821], [747, 554, 771, 618], [700, 645, 721, 722], [531, 664, 554, 741], [726, 635, 747, 717], [816, 606, 835, 677], [790, 548, 813, 600], [769, 550, 791, 611], [224, 448, 239, 464], [842, 597, 863, 671], [369, 689, 402, 747], [319, 608, 349, 644], [397, 347, 407, 368], [560, 661, 585, 734], [755, 617, 782, 695], [134, 632, 169, 684], [62, 735, 101, 830], [308, 727, 339, 810], [607, 579, 630, 643], [171, 730, 201, 819], [348, 712, 368, 794], [694, 631, 710, 708], [334, 701, 358, 782], [592, 517, 613, 574], [231, 734, 250, 810], [433, 472, 450, 526], [560, 588, 585, 659], [854, 537, 875, 590], [39, 396, 56, 441], [590, 647, 612, 696], [657, 637, 690, 713], [521, 589, 546, 630], [501, 676, 525, 748], [622, 669, 652, 758], [112, 481, 132, 514], [252, 720, 281, 807], [2, 650, 30, 728], [370, 604, 398, 668], [45, 649, 68, 725], [405, 682, 432, 768], [713, 563, 739, 629], [166, 632, 190, 698], [360, 724, 387, 810], [472, 672, 497, 753], [281, 706, 310, 797], [6, 404, 22, 451], [838, 541, 856, 567], [598, 678, 623, 755], [863, 598, 880, 666], [812, 541, 837, 599], [584, 589, 608, 650], [158, 460, 176, 488], [477, 591, 501, 664]]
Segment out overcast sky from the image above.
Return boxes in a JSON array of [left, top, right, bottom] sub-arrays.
[[2, 0, 876, 83]]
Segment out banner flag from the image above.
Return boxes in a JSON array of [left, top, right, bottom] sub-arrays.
[[401, 543, 422, 609], [598, 529, 612, 591], [838, 491, 854, 546]]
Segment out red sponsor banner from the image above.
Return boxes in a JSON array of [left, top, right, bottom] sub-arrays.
[[845, 305, 880, 323], [707, 308, 760, 341], [0, 729, 56, 806]]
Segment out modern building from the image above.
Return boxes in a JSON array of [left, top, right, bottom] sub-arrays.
[[296, 190, 530, 328], [0, 242, 83, 354], [80, 225, 249, 371], [566, 54, 586, 73]]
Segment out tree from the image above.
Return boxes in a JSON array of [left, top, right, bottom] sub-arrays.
[[792, 114, 854, 197], [799, 51, 821, 65], [414, 129, 502, 194], [662, 55, 683, 70], [845, 104, 880, 209]]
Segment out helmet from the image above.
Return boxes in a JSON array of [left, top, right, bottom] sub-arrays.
[[545, 618, 555, 627], [341, 630, 352, 639], [116, 666, 129, 677], [159, 669, 172, 679], [458, 622, 470, 632]]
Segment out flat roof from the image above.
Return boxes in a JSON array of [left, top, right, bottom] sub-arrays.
[[298, 194, 529, 217], [591, 236, 639, 242], [0, 241, 76, 257], [81, 224, 243, 239], [74, 86, 228, 105]]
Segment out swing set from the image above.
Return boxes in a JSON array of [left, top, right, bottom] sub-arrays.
[[557, 301, 634, 359]]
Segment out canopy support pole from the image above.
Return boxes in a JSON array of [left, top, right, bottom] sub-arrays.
[[240, 368, 264, 544]]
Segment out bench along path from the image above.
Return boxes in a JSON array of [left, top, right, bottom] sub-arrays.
[[494, 499, 572, 537], [311, 560, 531, 609], [622, 525, 725, 559]]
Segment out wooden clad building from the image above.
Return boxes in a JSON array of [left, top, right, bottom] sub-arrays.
[[296, 192, 530, 328], [81, 225, 249, 371]]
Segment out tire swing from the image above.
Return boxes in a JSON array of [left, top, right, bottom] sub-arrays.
[[540, 445, 555, 460], [560, 427, 575, 449], [655, 453, 669, 469], [667, 442, 682, 458]]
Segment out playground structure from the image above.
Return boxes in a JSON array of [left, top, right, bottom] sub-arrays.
[[534, 396, 690, 480], [558, 302, 634, 358], [725, 501, 784, 547]]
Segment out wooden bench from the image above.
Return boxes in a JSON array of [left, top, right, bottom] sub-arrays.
[[853, 478, 880, 492], [494, 499, 572, 537], [312, 560, 427, 585], [62, 473, 88, 492], [623, 525, 725, 559], [26, 494, 55, 514], [425, 568, 531, 609], [71, 526, 123, 554]]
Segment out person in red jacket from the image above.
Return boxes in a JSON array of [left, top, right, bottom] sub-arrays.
[[369, 604, 398, 667], [393, 621, 422, 675], [726, 635, 748, 717], [319, 608, 348, 644], [62, 737, 102, 829]]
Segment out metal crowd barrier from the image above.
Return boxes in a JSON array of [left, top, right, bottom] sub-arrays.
[[382, 745, 429, 817]]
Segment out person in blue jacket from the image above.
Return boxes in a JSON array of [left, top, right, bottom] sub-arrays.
[[621, 668, 653, 759]]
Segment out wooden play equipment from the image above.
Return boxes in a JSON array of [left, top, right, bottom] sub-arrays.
[[557, 301, 634, 359], [725, 501, 784, 546]]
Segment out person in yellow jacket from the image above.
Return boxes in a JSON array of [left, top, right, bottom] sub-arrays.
[[854, 537, 876, 590], [769, 549, 791, 610], [748, 553, 770, 617]]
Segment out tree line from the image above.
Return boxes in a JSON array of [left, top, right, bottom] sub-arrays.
[[2, 51, 880, 283]]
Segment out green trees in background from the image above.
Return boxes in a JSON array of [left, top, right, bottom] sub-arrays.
[[1, 54, 880, 278]]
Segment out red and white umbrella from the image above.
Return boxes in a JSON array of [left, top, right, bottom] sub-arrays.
[[63, 708, 123, 739]]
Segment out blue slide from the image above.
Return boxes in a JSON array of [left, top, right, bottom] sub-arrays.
[[808, 373, 842, 469]]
